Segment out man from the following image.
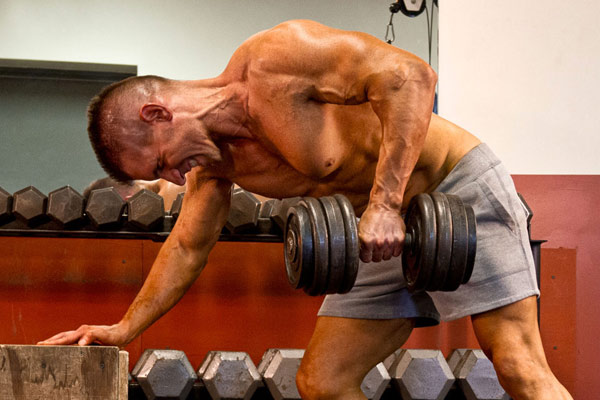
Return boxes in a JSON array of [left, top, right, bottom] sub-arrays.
[[39, 20, 571, 399]]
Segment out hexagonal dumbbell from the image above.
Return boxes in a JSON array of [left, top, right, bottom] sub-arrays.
[[12, 186, 48, 226], [450, 349, 509, 400], [361, 362, 391, 400], [388, 349, 454, 400], [0, 186, 14, 225], [257, 199, 277, 234], [258, 348, 304, 400], [85, 187, 125, 229], [225, 188, 261, 234], [269, 197, 301, 233], [169, 192, 185, 221], [198, 351, 261, 400], [127, 189, 165, 230], [131, 349, 197, 400], [47, 186, 86, 227]]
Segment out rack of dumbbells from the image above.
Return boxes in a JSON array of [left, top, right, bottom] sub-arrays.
[[126, 347, 508, 400], [0, 185, 285, 242]]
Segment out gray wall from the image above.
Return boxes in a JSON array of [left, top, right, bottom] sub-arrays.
[[0, 0, 437, 194], [0, 77, 108, 193]]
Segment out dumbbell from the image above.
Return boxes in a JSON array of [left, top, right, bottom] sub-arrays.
[[85, 187, 126, 229], [224, 188, 261, 234], [169, 192, 185, 221], [448, 349, 509, 400], [131, 349, 197, 399], [283, 192, 477, 295], [198, 351, 262, 400], [385, 349, 455, 400], [127, 189, 165, 231], [47, 186, 86, 227], [0, 187, 14, 225], [12, 186, 49, 227]]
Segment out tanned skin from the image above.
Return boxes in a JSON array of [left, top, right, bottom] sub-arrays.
[[40, 21, 571, 399]]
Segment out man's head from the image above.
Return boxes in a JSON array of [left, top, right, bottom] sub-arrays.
[[87, 75, 222, 186]]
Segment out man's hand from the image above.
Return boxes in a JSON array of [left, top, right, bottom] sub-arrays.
[[358, 205, 406, 263], [37, 323, 129, 347]]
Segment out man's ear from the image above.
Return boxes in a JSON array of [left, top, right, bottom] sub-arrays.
[[140, 104, 173, 123]]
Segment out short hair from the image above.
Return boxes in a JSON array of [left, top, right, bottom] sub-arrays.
[[87, 75, 168, 183]]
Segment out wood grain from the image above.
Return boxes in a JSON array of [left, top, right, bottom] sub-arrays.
[[0, 345, 127, 400]]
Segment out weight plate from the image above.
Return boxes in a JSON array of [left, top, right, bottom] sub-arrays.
[[299, 197, 330, 296], [463, 205, 477, 284], [402, 194, 437, 292], [333, 194, 360, 294], [318, 196, 346, 294], [427, 192, 453, 292], [442, 194, 469, 291], [284, 205, 314, 289]]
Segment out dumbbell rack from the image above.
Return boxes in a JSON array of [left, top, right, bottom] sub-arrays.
[[0, 217, 284, 243], [0, 185, 286, 243]]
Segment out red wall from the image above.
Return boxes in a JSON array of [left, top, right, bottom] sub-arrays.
[[513, 175, 600, 399], [0, 175, 596, 398]]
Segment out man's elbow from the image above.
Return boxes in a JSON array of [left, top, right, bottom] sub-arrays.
[[414, 60, 437, 91]]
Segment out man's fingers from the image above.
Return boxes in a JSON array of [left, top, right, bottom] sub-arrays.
[[38, 331, 74, 345], [381, 245, 393, 261], [42, 331, 70, 342], [359, 240, 373, 263], [78, 333, 93, 346], [38, 325, 97, 346]]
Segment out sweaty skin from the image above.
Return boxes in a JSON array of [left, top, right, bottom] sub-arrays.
[[39, 20, 479, 346]]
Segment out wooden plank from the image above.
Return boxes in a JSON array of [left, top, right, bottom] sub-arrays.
[[118, 350, 129, 400], [0, 345, 126, 400]]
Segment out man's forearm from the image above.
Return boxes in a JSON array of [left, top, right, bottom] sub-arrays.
[[117, 177, 232, 344], [367, 65, 437, 210], [117, 239, 209, 344]]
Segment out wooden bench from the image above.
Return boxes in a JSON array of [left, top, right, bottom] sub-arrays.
[[0, 345, 128, 400]]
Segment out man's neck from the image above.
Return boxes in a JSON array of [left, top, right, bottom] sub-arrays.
[[174, 80, 251, 139]]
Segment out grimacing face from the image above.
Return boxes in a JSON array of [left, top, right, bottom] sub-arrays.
[[117, 126, 222, 186]]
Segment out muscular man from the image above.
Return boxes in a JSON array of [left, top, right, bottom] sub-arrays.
[[39, 20, 571, 399]]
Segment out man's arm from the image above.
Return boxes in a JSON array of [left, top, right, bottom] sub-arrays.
[[38, 176, 231, 346], [250, 20, 437, 262]]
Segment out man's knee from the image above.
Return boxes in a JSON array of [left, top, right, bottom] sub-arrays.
[[296, 365, 330, 400], [491, 349, 549, 386], [296, 363, 361, 400]]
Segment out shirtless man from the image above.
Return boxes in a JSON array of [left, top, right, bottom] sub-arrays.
[[39, 20, 571, 399]]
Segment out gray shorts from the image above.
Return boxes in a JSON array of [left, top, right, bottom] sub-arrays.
[[318, 143, 540, 326]]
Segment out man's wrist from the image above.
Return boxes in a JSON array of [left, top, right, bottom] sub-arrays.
[[114, 320, 136, 345]]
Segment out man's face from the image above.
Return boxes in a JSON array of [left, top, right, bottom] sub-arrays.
[[117, 126, 222, 186]]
